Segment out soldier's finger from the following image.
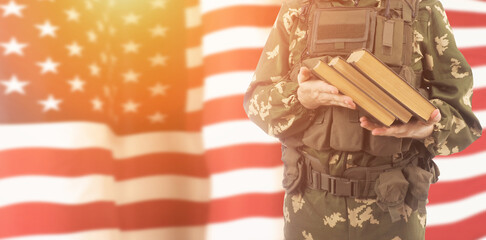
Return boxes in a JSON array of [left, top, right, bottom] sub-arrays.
[[427, 109, 441, 125], [298, 67, 311, 84], [360, 117, 384, 131], [316, 81, 339, 94], [329, 94, 356, 109]]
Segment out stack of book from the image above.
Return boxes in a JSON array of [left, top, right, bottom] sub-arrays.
[[309, 49, 436, 127]]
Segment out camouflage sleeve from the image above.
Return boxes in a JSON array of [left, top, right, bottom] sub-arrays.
[[243, 2, 314, 138], [419, 1, 482, 156]]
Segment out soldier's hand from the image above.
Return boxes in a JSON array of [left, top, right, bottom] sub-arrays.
[[297, 67, 356, 110], [359, 109, 442, 139]]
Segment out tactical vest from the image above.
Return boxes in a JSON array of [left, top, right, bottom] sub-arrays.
[[295, 0, 426, 157]]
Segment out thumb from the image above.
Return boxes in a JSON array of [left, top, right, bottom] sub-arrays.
[[427, 109, 441, 125], [298, 66, 311, 84]]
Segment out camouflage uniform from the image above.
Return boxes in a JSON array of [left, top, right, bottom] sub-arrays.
[[243, 0, 482, 239]]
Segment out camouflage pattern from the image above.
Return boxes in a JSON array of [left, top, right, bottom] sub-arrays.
[[243, 0, 482, 239]]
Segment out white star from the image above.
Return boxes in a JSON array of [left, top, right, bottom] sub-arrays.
[[122, 41, 140, 54], [65, 8, 80, 22], [91, 97, 103, 111], [1, 0, 26, 17], [89, 63, 101, 76], [35, 20, 59, 38], [149, 83, 169, 96], [149, 54, 168, 67], [123, 13, 140, 25], [122, 100, 140, 113], [87, 30, 97, 43], [0, 37, 28, 56], [38, 94, 62, 112], [148, 112, 166, 123], [1, 75, 28, 95], [151, 0, 167, 9], [122, 69, 140, 83], [37, 57, 60, 74], [67, 76, 85, 92], [66, 41, 83, 57], [149, 25, 168, 37]]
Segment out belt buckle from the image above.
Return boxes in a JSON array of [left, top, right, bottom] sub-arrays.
[[332, 178, 358, 198]]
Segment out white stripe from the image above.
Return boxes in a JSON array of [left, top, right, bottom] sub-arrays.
[[203, 27, 271, 57], [442, 0, 486, 14], [202, 120, 279, 150], [0, 175, 116, 207], [206, 217, 283, 240], [185, 6, 201, 28], [0, 123, 204, 157], [0, 175, 210, 206], [204, 71, 253, 101], [211, 166, 283, 199], [186, 46, 202, 68], [475, 110, 486, 127], [186, 87, 204, 112], [201, 0, 280, 14], [473, 66, 486, 89], [427, 191, 486, 226], [2, 229, 121, 240], [434, 149, 486, 182], [117, 175, 210, 205], [121, 226, 206, 240], [453, 28, 486, 49]]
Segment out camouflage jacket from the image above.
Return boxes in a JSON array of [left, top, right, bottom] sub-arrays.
[[244, 0, 481, 164]]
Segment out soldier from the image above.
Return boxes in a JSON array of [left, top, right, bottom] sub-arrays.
[[243, 0, 482, 239]]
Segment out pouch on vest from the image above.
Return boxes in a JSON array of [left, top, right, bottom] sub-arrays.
[[402, 165, 433, 214], [308, 8, 376, 57], [374, 168, 409, 222], [281, 144, 304, 193]]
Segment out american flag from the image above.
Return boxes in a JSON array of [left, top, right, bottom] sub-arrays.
[[0, 0, 484, 239]]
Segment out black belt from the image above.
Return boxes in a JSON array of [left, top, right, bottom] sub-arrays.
[[306, 168, 377, 198]]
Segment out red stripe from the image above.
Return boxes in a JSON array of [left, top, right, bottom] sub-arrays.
[[206, 144, 282, 174], [208, 192, 284, 223], [0, 202, 118, 239], [460, 46, 486, 67], [203, 6, 279, 35], [204, 95, 248, 125], [118, 200, 209, 230], [472, 87, 486, 111], [204, 49, 261, 76], [0, 149, 208, 179], [188, 66, 203, 88], [186, 111, 203, 131], [428, 174, 486, 204], [115, 153, 208, 180], [426, 211, 486, 240], [448, 11, 486, 28]]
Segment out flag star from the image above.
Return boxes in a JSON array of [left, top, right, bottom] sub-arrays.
[[149, 54, 168, 67], [37, 57, 60, 74], [122, 100, 140, 113], [89, 63, 101, 76], [148, 112, 166, 123], [1, 37, 28, 56], [65, 8, 80, 22], [122, 69, 140, 83], [87, 30, 97, 42], [67, 76, 85, 92], [91, 97, 103, 111], [122, 41, 140, 54], [123, 13, 140, 25], [151, 0, 167, 9], [38, 94, 62, 112], [149, 25, 168, 37], [149, 83, 169, 96], [1, 75, 28, 95], [66, 41, 83, 57], [1, 0, 26, 17], [35, 20, 59, 38]]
